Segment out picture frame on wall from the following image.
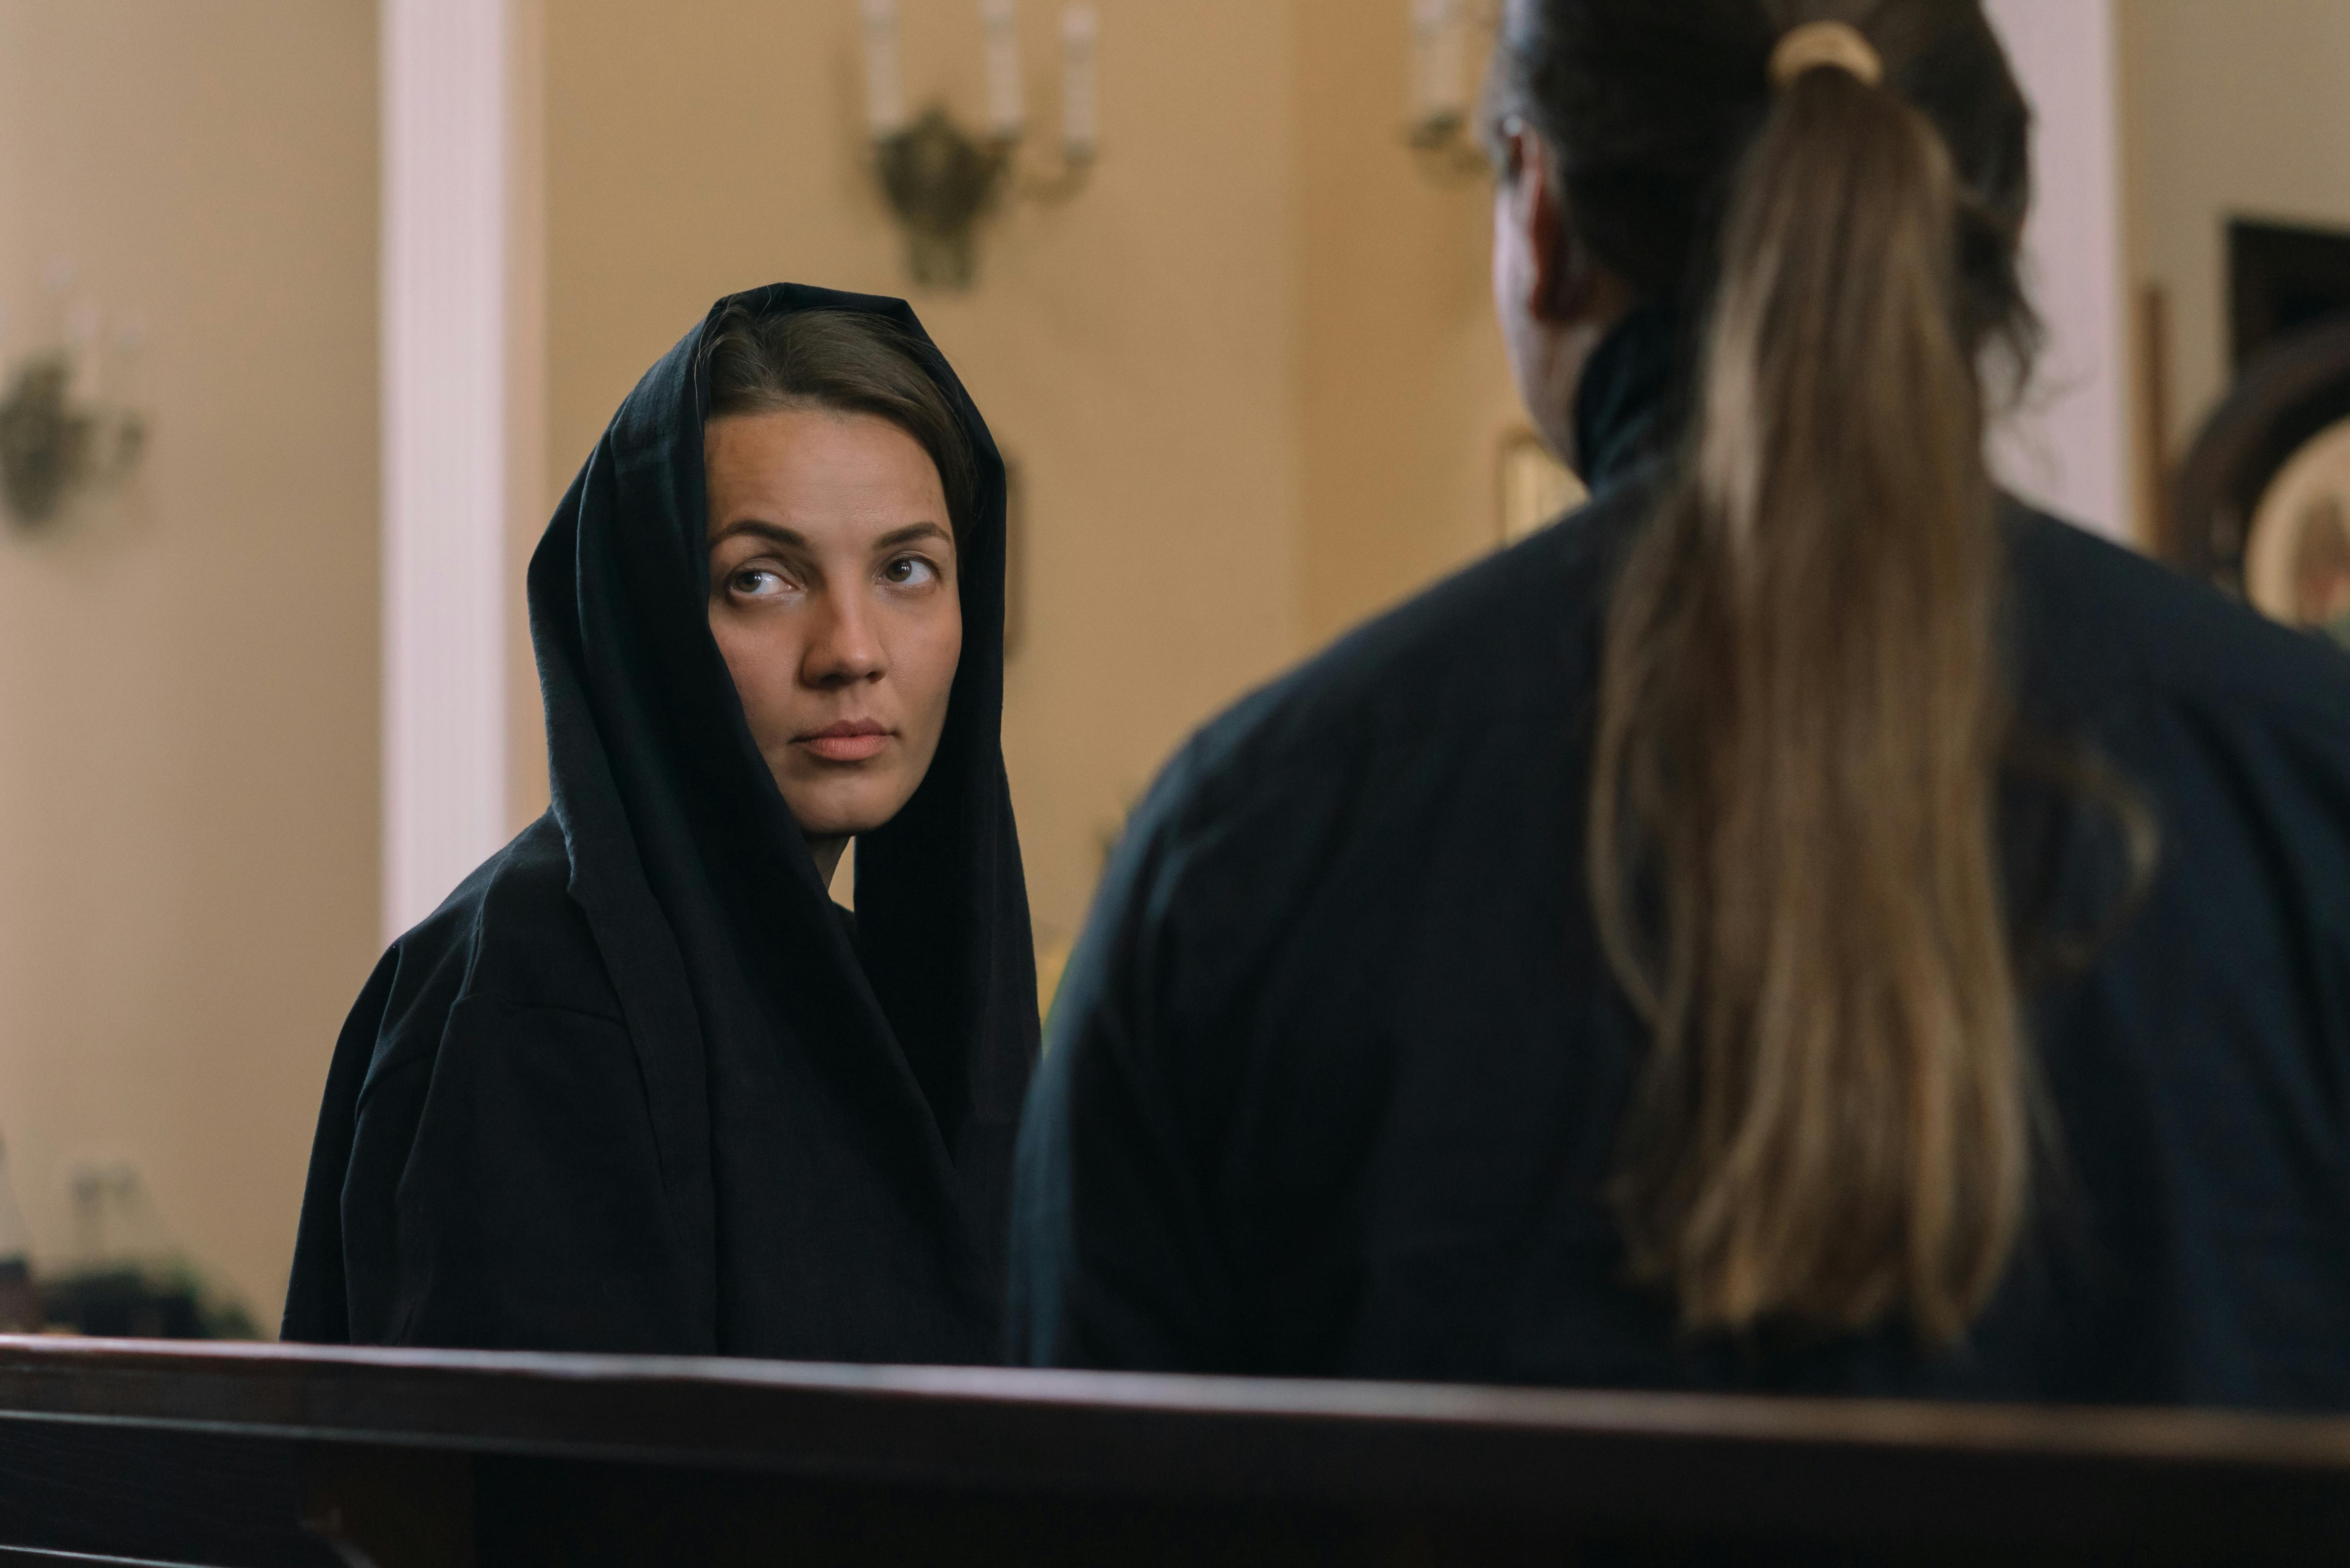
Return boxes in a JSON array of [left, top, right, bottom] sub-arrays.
[[2171, 221, 2350, 647], [1498, 427, 1584, 546], [2242, 421, 2350, 648]]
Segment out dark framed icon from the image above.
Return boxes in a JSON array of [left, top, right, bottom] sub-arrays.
[[2170, 221, 2350, 647]]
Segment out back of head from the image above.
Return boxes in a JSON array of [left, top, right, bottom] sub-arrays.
[[1495, 0, 2046, 1345]]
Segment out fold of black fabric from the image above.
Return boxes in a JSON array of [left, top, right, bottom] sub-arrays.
[[1569, 302, 1685, 494], [285, 283, 1038, 1361]]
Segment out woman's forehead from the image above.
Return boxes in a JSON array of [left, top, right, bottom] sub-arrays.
[[704, 409, 950, 546]]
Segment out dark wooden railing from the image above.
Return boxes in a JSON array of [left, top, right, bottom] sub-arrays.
[[0, 1335, 2344, 1565]]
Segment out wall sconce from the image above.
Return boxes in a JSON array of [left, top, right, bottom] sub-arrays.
[[0, 303, 146, 532], [862, 0, 1099, 290], [1406, 0, 1490, 183]]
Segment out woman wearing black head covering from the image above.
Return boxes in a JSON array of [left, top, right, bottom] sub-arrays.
[[284, 284, 1037, 1361]]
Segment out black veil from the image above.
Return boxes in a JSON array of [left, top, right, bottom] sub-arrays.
[[287, 283, 1036, 1360]]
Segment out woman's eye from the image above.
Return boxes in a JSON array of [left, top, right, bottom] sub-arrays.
[[882, 555, 939, 588], [732, 567, 794, 598]]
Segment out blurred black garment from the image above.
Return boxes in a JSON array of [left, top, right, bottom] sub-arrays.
[[285, 284, 1037, 1360], [1010, 307, 2350, 1410]]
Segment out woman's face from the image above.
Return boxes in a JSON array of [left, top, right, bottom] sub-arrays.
[[706, 408, 962, 846]]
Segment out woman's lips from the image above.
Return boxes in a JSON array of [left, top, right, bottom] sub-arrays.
[[796, 721, 890, 763]]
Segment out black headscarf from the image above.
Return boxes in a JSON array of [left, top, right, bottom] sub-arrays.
[[286, 283, 1036, 1361]]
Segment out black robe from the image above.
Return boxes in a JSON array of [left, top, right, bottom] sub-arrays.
[[285, 284, 1038, 1361], [1010, 309, 2350, 1410]]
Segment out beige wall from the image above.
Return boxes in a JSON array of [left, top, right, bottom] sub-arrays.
[[0, 2, 379, 1320], [545, 0, 1311, 940], [2123, 0, 2350, 454], [1295, 0, 1522, 645]]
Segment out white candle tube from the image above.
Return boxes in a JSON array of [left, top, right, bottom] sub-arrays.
[[65, 301, 101, 405], [111, 315, 146, 408], [1409, 0, 1440, 123], [862, 0, 908, 138], [981, 0, 1025, 139], [1060, 4, 1098, 158], [1425, 0, 1466, 123]]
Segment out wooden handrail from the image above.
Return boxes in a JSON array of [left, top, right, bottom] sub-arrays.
[[0, 1336, 2345, 1565]]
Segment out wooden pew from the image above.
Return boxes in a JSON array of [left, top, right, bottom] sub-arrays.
[[0, 1336, 2343, 1565]]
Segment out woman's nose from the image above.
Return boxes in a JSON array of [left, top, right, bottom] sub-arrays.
[[803, 590, 886, 687]]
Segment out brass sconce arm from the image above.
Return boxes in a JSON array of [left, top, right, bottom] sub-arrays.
[[0, 352, 145, 531], [862, 1, 1099, 291]]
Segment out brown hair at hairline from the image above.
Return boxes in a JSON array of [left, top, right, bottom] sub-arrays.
[[701, 305, 978, 550], [1492, 0, 2149, 1347]]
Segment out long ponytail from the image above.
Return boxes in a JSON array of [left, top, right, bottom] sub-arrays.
[[1587, 51, 2027, 1345]]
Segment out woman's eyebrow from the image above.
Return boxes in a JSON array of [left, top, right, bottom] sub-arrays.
[[710, 519, 810, 550], [873, 522, 952, 552]]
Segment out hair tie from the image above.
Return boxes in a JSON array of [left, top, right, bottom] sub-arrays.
[[1768, 20, 1884, 89]]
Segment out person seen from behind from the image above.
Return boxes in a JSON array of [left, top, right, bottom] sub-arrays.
[[1009, 0, 2350, 1407]]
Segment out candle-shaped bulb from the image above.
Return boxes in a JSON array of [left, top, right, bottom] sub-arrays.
[[65, 301, 102, 406], [862, 0, 909, 139], [1413, 0, 1465, 126], [1060, 4, 1098, 160], [981, 0, 1026, 140], [1409, 0, 1438, 123]]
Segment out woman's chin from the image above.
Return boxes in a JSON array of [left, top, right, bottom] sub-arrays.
[[784, 786, 910, 843]]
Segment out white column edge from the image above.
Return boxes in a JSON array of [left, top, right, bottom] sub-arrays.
[[382, 0, 513, 940], [1984, 0, 2134, 542]]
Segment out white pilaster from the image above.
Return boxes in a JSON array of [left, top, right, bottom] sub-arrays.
[[382, 0, 515, 938], [1984, 0, 2134, 542]]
